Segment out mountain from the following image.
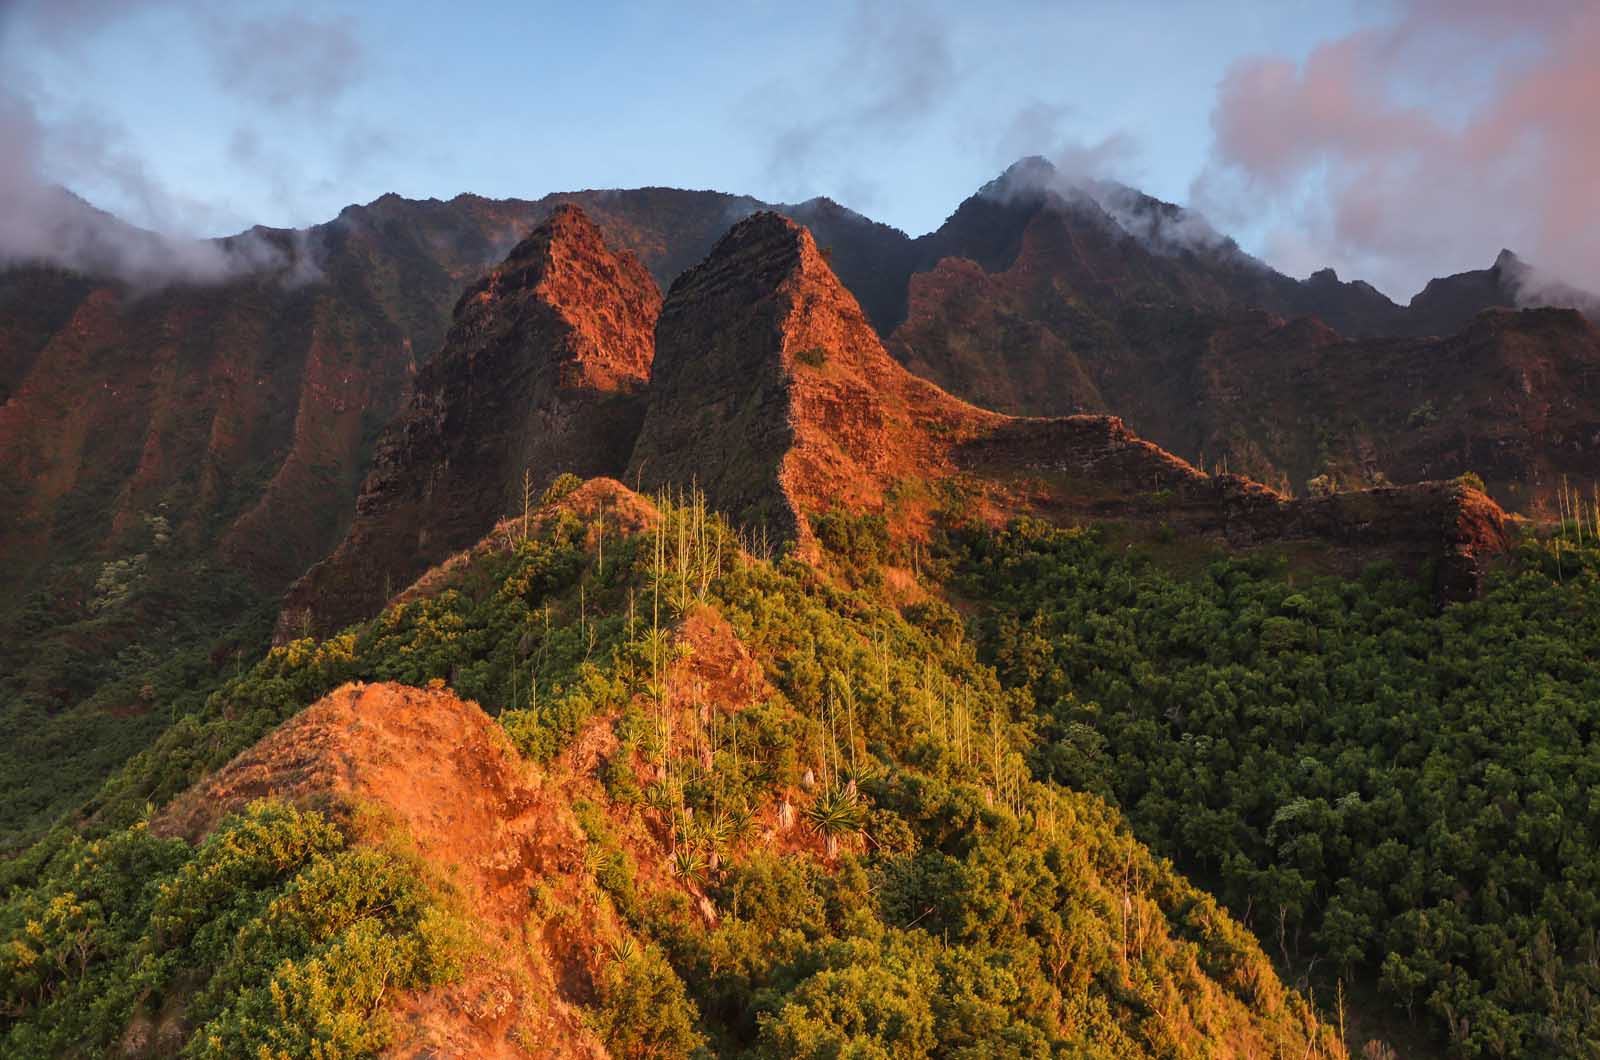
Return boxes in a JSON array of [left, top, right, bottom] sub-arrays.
[[628, 210, 996, 543], [3, 162, 1584, 609], [0, 163, 1579, 844], [0, 184, 928, 834], [3, 478, 1356, 1058], [8, 175, 1600, 1060], [274, 208, 1513, 647], [278, 205, 660, 640], [0, 187, 763, 844], [885, 158, 1600, 510], [1405, 248, 1600, 337], [1162, 304, 1600, 505], [630, 211, 1510, 601]]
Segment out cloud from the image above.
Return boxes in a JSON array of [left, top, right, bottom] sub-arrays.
[[202, 10, 365, 110], [975, 112, 1239, 260], [1194, 0, 1600, 301], [0, 0, 368, 288], [0, 86, 322, 288], [989, 101, 1140, 185]]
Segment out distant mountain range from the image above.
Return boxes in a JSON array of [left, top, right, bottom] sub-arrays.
[[2, 156, 1595, 667], [5, 158, 1600, 1060]]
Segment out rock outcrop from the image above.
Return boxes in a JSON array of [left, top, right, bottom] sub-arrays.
[[628, 211, 1001, 544], [277, 206, 660, 640], [156, 682, 611, 1059], [633, 211, 1514, 598]]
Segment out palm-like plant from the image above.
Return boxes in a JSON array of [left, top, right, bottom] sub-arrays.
[[805, 786, 866, 858], [643, 780, 676, 815], [606, 935, 637, 965], [725, 802, 757, 842], [671, 846, 708, 887]]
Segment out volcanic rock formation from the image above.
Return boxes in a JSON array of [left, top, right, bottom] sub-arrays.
[[886, 161, 1600, 509], [627, 210, 1001, 542], [633, 211, 1512, 599], [277, 206, 660, 640]]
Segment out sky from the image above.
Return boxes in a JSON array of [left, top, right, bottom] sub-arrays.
[[1, 0, 1596, 301]]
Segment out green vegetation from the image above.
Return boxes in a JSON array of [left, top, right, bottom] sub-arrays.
[[953, 519, 1600, 1056], [18, 478, 1600, 1058], [612, 525, 1341, 1059], [1407, 401, 1439, 429], [0, 553, 270, 851], [78, 507, 625, 834], [0, 801, 464, 1058], [1, 489, 1344, 1058]]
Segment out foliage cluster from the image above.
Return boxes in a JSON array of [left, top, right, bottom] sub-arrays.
[[0, 554, 268, 852], [0, 801, 463, 1058], [953, 519, 1600, 1056], [601, 537, 1341, 1059]]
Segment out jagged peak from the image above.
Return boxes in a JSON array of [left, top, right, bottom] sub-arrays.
[[453, 201, 658, 329], [789, 195, 852, 216], [663, 210, 847, 310], [501, 202, 605, 263], [989, 155, 1059, 193]]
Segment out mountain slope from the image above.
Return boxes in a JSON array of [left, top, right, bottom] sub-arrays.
[[886, 160, 1600, 510], [628, 210, 998, 543], [631, 211, 1512, 601], [3, 481, 1350, 1059], [155, 681, 613, 1059], [0, 187, 795, 841], [278, 205, 660, 639]]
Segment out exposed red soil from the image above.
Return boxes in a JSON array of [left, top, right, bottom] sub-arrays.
[[157, 682, 613, 1059]]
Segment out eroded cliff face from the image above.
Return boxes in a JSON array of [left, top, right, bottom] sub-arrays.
[[277, 206, 660, 640], [631, 212, 1513, 599], [961, 415, 1511, 602], [1179, 305, 1600, 509], [628, 212, 1001, 546], [884, 162, 1600, 514]]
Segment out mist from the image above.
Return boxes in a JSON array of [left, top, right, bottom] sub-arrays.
[[0, 0, 364, 289], [1194, 0, 1600, 303], [977, 144, 1239, 264]]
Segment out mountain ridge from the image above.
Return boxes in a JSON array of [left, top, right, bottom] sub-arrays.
[[277, 205, 660, 640]]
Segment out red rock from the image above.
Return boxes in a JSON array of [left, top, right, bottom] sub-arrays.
[[276, 205, 660, 640], [633, 211, 1514, 600]]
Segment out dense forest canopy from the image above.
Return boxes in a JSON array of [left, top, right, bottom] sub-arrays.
[[952, 519, 1600, 1057]]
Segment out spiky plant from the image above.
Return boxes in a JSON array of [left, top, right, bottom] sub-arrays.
[[643, 780, 676, 815], [805, 787, 866, 858], [725, 802, 757, 842], [606, 935, 638, 965], [671, 846, 708, 887], [704, 809, 735, 852]]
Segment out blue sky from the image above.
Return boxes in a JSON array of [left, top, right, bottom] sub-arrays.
[[3, 1, 1595, 300]]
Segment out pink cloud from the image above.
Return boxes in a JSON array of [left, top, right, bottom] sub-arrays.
[[1196, 1, 1600, 301]]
